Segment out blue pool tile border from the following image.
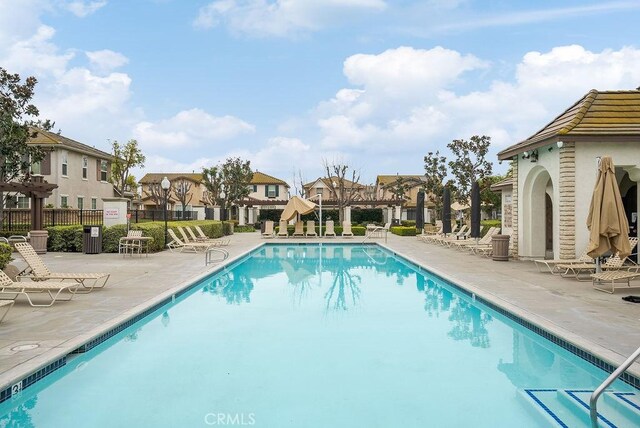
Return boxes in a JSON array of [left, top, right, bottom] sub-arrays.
[[0, 357, 66, 404], [524, 389, 569, 428], [386, 249, 640, 391]]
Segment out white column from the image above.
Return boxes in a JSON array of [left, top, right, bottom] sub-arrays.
[[387, 206, 393, 223], [344, 206, 351, 223], [395, 205, 401, 222], [213, 207, 221, 221], [248, 208, 254, 224], [238, 206, 246, 226]]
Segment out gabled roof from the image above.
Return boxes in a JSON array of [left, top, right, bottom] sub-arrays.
[[498, 89, 640, 160], [303, 176, 364, 189], [28, 128, 114, 160], [376, 174, 425, 187], [250, 171, 289, 186], [139, 173, 203, 184], [490, 177, 513, 192]]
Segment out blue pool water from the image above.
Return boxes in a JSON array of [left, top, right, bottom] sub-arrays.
[[0, 244, 638, 427]]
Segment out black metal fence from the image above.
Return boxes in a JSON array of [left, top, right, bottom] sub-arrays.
[[1, 208, 198, 231]]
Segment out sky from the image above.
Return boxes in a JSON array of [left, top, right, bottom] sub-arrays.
[[2, 0, 640, 187]]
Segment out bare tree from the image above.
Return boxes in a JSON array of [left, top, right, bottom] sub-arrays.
[[173, 178, 193, 219], [291, 168, 306, 197], [323, 159, 361, 222], [143, 182, 172, 210]]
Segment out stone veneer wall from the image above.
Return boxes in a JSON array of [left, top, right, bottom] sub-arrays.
[[558, 142, 576, 259], [511, 159, 518, 259]]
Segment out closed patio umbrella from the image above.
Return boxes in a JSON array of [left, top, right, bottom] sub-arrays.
[[442, 188, 451, 234], [416, 190, 425, 230], [470, 181, 481, 239], [586, 156, 631, 259], [280, 196, 317, 222]]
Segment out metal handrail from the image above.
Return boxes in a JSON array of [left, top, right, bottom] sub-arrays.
[[205, 247, 229, 265], [361, 225, 388, 243], [590, 345, 640, 427]]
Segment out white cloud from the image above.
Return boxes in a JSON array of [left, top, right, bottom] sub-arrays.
[[132, 108, 255, 150], [64, 1, 107, 17], [193, 0, 387, 37], [86, 49, 129, 73]]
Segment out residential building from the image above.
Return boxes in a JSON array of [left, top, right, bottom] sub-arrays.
[[497, 89, 640, 260], [375, 175, 429, 221], [18, 128, 115, 209], [247, 172, 290, 204], [138, 173, 205, 218]]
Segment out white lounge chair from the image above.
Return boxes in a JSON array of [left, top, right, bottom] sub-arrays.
[[324, 220, 336, 238], [15, 243, 110, 292], [277, 220, 289, 238], [0, 270, 80, 307], [262, 220, 275, 238], [341, 221, 354, 238], [305, 220, 317, 237], [167, 229, 212, 253], [292, 221, 305, 237]]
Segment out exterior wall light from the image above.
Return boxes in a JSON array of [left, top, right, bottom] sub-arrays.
[[556, 141, 564, 149]]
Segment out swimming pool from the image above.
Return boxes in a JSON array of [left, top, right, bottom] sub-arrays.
[[0, 244, 638, 427]]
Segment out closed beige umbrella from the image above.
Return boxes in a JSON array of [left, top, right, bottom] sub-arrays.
[[451, 201, 470, 211], [280, 196, 317, 222], [586, 156, 631, 259]]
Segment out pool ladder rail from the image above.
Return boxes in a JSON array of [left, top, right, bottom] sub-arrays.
[[590, 345, 640, 427], [205, 247, 229, 265]]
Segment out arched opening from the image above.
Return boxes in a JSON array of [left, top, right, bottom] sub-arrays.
[[522, 166, 554, 259]]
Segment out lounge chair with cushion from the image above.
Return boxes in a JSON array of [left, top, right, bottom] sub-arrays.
[[423, 224, 458, 244], [292, 221, 305, 237], [558, 237, 639, 281], [15, 243, 110, 292], [433, 225, 467, 246], [591, 270, 640, 293], [277, 220, 289, 238], [186, 226, 230, 246], [324, 220, 336, 238], [262, 220, 275, 238], [0, 300, 13, 323], [305, 221, 318, 237], [450, 227, 497, 251], [341, 221, 354, 238], [0, 270, 80, 307], [167, 229, 212, 253], [177, 226, 193, 243]]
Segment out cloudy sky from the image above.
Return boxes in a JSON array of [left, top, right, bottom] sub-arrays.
[[2, 0, 640, 185]]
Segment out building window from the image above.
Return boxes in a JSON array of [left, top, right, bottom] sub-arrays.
[[77, 197, 84, 210], [266, 184, 277, 198], [61, 151, 68, 176], [82, 156, 88, 179], [252, 185, 257, 192], [316, 187, 323, 195], [5, 195, 29, 209], [100, 160, 108, 181], [17, 195, 29, 209], [61, 195, 68, 208], [31, 160, 41, 175], [91, 198, 97, 210]]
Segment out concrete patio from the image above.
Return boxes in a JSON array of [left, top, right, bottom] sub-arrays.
[[1, 231, 639, 393]]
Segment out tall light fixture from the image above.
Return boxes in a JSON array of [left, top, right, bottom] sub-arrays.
[[161, 176, 170, 248], [220, 186, 226, 222]]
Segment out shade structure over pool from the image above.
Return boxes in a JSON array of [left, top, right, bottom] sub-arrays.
[[280, 196, 317, 222], [586, 156, 631, 259]]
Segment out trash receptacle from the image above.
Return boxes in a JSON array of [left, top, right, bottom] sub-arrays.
[[83, 225, 102, 254], [492, 234, 510, 261]]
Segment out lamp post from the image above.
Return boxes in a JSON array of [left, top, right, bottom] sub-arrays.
[[161, 176, 170, 248], [219, 187, 226, 222]]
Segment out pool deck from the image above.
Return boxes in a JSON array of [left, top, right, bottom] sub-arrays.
[[1, 232, 640, 393]]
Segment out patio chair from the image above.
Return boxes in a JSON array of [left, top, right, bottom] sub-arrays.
[[292, 221, 305, 237], [277, 220, 289, 238], [119, 230, 143, 255], [167, 229, 213, 253], [184, 226, 228, 246], [424, 224, 459, 244], [418, 224, 443, 242], [262, 220, 275, 238], [367, 222, 390, 239], [0, 269, 80, 307], [177, 226, 193, 243], [534, 248, 594, 274], [452, 227, 499, 252], [0, 300, 13, 323], [591, 270, 640, 294], [305, 220, 318, 237], [559, 250, 639, 282], [15, 243, 110, 292], [434, 225, 468, 246], [324, 220, 336, 238], [341, 221, 354, 237]]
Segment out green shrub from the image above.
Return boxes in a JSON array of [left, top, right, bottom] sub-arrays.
[[258, 209, 282, 222], [0, 231, 28, 239], [390, 226, 417, 236], [351, 208, 383, 224], [401, 220, 416, 227], [275, 225, 366, 236], [101, 224, 128, 253], [234, 225, 255, 233], [481, 219, 502, 235], [46, 225, 84, 252], [222, 221, 234, 235], [0, 243, 13, 269]]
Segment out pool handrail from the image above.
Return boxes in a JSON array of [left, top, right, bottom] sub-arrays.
[[589, 344, 640, 427]]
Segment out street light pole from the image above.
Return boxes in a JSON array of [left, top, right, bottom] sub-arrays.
[[220, 187, 226, 222], [161, 176, 171, 248]]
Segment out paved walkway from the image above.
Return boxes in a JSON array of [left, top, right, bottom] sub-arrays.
[[1, 232, 639, 391]]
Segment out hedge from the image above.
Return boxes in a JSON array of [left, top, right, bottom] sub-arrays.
[[401, 220, 416, 227], [275, 225, 366, 236], [481, 219, 502, 236], [0, 243, 12, 269], [390, 226, 417, 236], [351, 208, 383, 224], [46, 220, 230, 253], [234, 225, 256, 233]]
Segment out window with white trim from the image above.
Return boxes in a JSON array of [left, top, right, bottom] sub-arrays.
[[82, 156, 88, 179], [61, 151, 68, 176], [91, 197, 97, 210], [100, 160, 108, 181], [77, 196, 84, 210], [267, 184, 277, 198], [61, 195, 68, 208]]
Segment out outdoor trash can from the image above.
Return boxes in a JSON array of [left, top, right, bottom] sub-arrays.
[[492, 234, 510, 261], [83, 225, 102, 254]]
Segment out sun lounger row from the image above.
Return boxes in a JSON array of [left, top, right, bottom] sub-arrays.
[[418, 224, 510, 258], [262, 220, 354, 238]]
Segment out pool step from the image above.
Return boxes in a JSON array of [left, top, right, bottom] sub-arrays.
[[520, 388, 640, 427]]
